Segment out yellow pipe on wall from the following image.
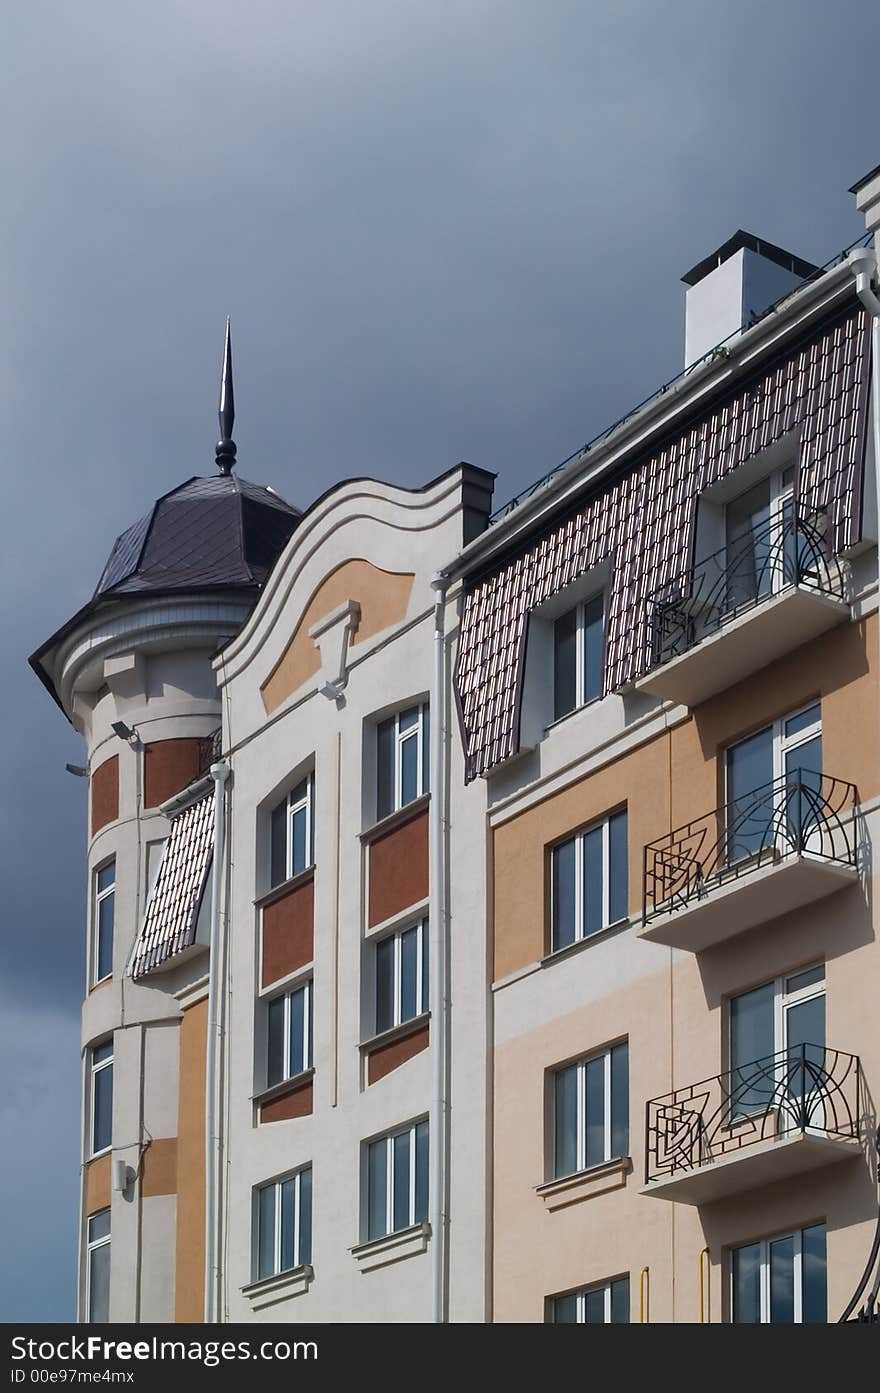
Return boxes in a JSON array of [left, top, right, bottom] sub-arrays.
[[699, 1247, 710, 1323], [639, 1265, 650, 1323]]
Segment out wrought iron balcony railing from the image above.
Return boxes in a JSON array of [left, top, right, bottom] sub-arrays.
[[646, 1044, 862, 1185], [641, 509, 848, 674], [643, 772, 858, 923]]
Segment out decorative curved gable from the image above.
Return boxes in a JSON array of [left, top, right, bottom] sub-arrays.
[[261, 558, 415, 713]]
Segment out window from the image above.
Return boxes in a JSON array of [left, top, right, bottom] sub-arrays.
[[90, 1041, 113, 1157], [85, 1210, 110, 1323], [377, 704, 429, 820], [732, 1223, 826, 1323], [91, 861, 115, 986], [554, 593, 604, 720], [267, 979, 313, 1087], [270, 774, 314, 888], [552, 809, 627, 950], [554, 1042, 628, 1179], [725, 702, 821, 862], [367, 1120, 428, 1241], [553, 1276, 629, 1324], [255, 1167, 312, 1281], [730, 964, 825, 1116], [375, 918, 428, 1034], [723, 464, 810, 612]]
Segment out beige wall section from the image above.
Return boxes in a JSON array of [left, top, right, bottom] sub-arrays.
[[85, 1155, 111, 1216], [174, 999, 207, 1323], [261, 559, 415, 713], [494, 615, 879, 981], [493, 734, 670, 981], [142, 1137, 178, 1198], [671, 612, 880, 824]]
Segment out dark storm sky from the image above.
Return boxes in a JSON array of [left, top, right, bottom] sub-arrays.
[[2, 0, 878, 1320]]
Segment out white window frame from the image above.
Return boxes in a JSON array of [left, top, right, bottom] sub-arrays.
[[553, 1276, 629, 1323], [282, 774, 314, 881], [367, 1120, 427, 1240], [254, 1166, 311, 1280], [553, 591, 605, 717], [724, 701, 821, 861], [553, 1044, 626, 1177], [724, 463, 797, 597], [89, 1041, 113, 1159], [729, 963, 825, 1070], [730, 1224, 825, 1323], [375, 917, 428, 1033], [267, 977, 313, 1086], [91, 859, 115, 987], [725, 701, 821, 795], [378, 704, 428, 818], [551, 809, 628, 949], [85, 1210, 111, 1322]]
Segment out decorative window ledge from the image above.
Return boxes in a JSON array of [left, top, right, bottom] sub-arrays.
[[241, 1264, 314, 1311], [254, 864, 315, 911], [540, 918, 631, 969], [252, 1067, 315, 1109], [351, 1222, 431, 1272], [359, 1012, 431, 1056], [365, 900, 430, 942], [360, 793, 430, 846], [536, 1156, 631, 1211]]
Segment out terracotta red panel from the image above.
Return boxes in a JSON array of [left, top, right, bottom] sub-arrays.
[[91, 755, 119, 836], [368, 808, 428, 927], [262, 877, 314, 987], [368, 1022, 429, 1084], [260, 1079, 313, 1124], [143, 738, 204, 809]]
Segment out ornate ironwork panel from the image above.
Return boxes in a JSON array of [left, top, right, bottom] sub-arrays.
[[645, 1044, 861, 1183], [642, 772, 858, 922]]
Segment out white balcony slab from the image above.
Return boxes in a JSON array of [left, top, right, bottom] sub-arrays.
[[640, 854, 858, 953], [641, 1131, 861, 1206], [635, 587, 850, 708]]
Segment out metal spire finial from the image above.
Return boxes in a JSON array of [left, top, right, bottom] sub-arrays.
[[215, 317, 236, 475]]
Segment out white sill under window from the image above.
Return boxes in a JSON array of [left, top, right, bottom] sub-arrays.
[[241, 1264, 314, 1310], [541, 917, 631, 967], [536, 1156, 632, 1210], [544, 693, 603, 736], [351, 1222, 431, 1272], [89, 1145, 112, 1162]]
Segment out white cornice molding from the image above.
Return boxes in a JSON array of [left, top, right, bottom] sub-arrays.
[[214, 470, 466, 686]]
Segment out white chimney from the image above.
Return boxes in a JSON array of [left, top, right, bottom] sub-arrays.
[[851, 162, 880, 242], [682, 231, 818, 369]]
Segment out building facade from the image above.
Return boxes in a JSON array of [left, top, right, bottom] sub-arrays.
[[31, 165, 880, 1323]]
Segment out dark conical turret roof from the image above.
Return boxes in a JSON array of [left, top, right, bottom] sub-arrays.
[[94, 473, 301, 598]]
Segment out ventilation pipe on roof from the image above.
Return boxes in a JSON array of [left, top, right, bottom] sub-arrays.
[[204, 757, 230, 1323], [429, 573, 450, 1323]]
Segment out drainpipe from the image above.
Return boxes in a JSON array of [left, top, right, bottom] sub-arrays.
[[204, 757, 230, 1323], [429, 573, 450, 1323], [849, 251, 880, 508], [850, 248, 880, 743]]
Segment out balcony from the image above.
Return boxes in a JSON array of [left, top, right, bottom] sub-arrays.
[[643, 1044, 862, 1205], [640, 773, 859, 953], [634, 511, 850, 708]]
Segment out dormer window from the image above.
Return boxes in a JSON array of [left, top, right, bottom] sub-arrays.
[[553, 593, 604, 721]]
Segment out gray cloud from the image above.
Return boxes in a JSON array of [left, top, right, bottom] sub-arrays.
[[3, 0, 878, 1319]]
